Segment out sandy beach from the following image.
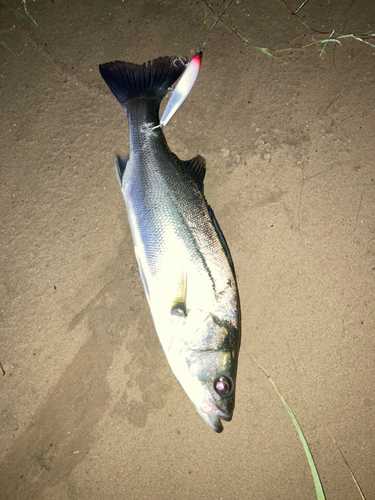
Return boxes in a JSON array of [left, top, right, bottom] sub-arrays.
[[1, 1, 374, 498]]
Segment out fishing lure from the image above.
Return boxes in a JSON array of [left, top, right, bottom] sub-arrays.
[[157, 0, 233, 129], [159, 50, 203, 128]]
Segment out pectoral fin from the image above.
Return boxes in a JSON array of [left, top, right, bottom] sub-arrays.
[[171, 272, 188, 317]]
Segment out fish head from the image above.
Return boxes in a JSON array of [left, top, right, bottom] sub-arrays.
[[195, 368, 236, 434], [168, 308, 240, 433], [192, 349, 237, 434]]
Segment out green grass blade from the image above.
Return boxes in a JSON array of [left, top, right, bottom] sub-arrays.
[[295, 16, 313, 31], [22, 0, 38, 27], [294, 0, 310, 15], [226, 23, 250, 43], [274, 386, 326, 499], [224, 23, 287, 62], [255, 46, 287, 63], [356, 30, 375, 36], [202, 3, 210, 31], [251, 357, 326, 500], [0, 39, 13, 53], [278, 0, 291, 11], [345, 34, 375, 49]]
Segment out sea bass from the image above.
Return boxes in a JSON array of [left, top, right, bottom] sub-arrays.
[[99, 56, 241, 432]]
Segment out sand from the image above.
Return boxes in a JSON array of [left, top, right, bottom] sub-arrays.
[[1, 0, 374, 498]]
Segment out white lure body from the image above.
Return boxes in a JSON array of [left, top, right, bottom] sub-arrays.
[[160, 52, 202, 127]]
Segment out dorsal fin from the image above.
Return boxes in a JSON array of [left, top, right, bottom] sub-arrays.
[[183, 155, 206, 193]]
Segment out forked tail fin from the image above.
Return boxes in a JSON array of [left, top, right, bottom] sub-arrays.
[[99, 56, 186, 115]]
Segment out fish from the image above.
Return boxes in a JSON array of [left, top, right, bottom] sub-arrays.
[[99, 56, 241, 433]]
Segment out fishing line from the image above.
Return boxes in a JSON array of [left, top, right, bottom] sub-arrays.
[[157, 0, 235, 129], [200, 0, 234, 53]]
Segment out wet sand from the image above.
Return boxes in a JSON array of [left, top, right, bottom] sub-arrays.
[[1, 1, 374, 498]]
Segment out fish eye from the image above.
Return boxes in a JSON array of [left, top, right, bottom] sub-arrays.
[[214, 376, 232, 396]]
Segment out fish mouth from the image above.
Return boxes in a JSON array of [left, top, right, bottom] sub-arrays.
[[199, 400, 233, 433]]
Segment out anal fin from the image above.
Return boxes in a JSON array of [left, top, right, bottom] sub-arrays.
[[115, 154, 129, 187], [134, 246, 150, 301], [207, 205, 235, 274]]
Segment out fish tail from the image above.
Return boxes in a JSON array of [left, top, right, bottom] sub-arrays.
[[99, 56, 186, 114]]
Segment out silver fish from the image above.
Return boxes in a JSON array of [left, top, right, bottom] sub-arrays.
[[99, 56, 241, 432]]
